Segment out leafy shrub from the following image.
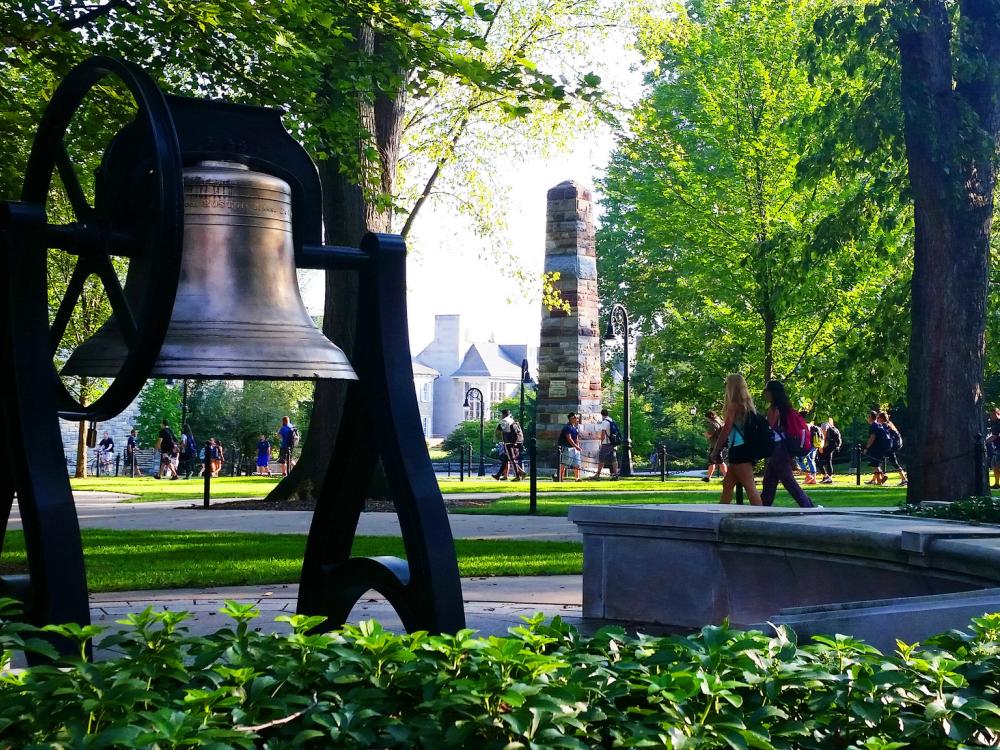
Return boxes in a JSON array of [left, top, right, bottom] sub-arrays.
[[897, 495, 1000, 524], [4, 598, 1000, 748]]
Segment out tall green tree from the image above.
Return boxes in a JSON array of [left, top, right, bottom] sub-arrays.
[[598, 0, 909, 417], [809, 0, 1000, 502]]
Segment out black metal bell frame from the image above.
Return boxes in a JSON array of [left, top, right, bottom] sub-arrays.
[[0, 57, 465, 661]]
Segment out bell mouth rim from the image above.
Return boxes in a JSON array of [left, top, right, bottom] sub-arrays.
[[191, 160, 251, 170]]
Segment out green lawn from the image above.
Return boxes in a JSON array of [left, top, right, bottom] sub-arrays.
[[450, 485, 908, 516], [0, 530, 581, 592], [71, 476, 279, 502], [71, 473, 899, 502]]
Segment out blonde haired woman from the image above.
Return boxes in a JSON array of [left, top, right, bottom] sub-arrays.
[[710, 374, 763, 505]]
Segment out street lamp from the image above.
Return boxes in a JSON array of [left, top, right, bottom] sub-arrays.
[[166, 377, 190, 431], [463, 386, 486, 477], [520, 358, 531, 426], [604, 303, 633, 477]]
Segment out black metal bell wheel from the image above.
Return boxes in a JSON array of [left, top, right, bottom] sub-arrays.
[[19, 56, 183, 421]]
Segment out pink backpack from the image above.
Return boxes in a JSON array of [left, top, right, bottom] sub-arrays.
[[782, 410, 811, 457]]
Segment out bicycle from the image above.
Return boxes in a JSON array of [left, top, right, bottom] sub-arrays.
[[89, 449, 114, 476]]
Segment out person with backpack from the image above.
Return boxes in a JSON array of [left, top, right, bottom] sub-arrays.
[[795, 411, 820, 485], [278, 416, 297, 476], [878, 411, 908, 486], [817, 417, 841, 483], [703, 410, 728, 482], [154, 419, 179, 480], [492, 409, 525, 481], [759, 381, 815, 508], [178, 424, 198, 479], [710, 374, 764, 505], [592, 408, 620, 480], [863, 410, 891, 485]]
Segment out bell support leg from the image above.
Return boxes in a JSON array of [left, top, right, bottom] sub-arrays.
[[297, 232, 465, 633], [0, 202, 91, 658]]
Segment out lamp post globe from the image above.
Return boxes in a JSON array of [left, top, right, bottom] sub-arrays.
[[463, 386, 486, 477], [605, 303, 633, 477]]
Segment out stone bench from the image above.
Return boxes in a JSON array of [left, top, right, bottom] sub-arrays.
[[568, 504, 1000, 649]]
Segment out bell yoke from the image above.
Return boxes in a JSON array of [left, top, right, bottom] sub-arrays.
[[0, 56, 465, 660]]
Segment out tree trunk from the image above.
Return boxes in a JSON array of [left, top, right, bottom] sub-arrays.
[[899, 0, 999, 502], [74, 380, 89, 478], [266, 28, 406, 503]]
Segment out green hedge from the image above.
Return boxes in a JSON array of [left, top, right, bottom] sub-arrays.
[[3, 599, 1000, 748], [898, 496, 1000, 524]]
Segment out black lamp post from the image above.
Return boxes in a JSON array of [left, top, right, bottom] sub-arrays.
[[463, 386, 486, 477], [166, 377, 189, 431], [520, 358, 531, 426], [604, 303, 633, 477]]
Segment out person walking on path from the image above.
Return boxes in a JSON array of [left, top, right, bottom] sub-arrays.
[[592, 408, 620, 480], [278, 416, 296, 476], [864, 410, 890, 485], [817, 417, 841, 483], [760, 381, 815, 508], [125, 428, 141, 476], [711, 374, 763, 506], [795, 411, 819, 485], [492, 410, 525, 481], [207, 438, 225, 477], [154, 419, 179, 480], [558, 413, 582, 482], [878, 411, 908, 486], [179, 425, 197, 479], [988, 407, 1000, 489], [703, 410, 727, 482], [256, 435, 272, 476]]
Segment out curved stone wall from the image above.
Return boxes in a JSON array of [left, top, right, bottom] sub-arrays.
[[569, 504, 1000, 649]]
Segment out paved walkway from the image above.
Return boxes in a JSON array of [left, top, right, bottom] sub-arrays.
[[7, 492, 581, 542]]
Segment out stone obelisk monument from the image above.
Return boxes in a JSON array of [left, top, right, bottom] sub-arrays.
[[536, 181, 602, 471]]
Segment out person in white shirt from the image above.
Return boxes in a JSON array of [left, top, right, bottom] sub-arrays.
[[592, 408, 619, 480]]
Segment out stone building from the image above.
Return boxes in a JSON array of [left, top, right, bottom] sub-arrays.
[[413, 314, 537, 439]]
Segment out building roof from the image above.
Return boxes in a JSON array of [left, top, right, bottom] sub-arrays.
[[451, 343, 532, 380], [411, 360, 440, 377]]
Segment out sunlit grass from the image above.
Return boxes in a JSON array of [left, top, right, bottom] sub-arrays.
[[451, 486, 909, 516], [72, 472, 899, 502], [0, 530, 581, 592]]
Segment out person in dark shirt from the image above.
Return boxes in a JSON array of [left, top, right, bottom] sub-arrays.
[[256, 435, 272, 476], [124, 428, 142, 476], [558, 413, 582, 481], [278, 416, 296, 475], [864, 410, 889, 485], [878, 411, 907, 487], [154, 419, 179, 480], [98, 432, 114, 454]]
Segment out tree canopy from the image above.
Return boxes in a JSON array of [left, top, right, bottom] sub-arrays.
[[597, 0, 911, 418]]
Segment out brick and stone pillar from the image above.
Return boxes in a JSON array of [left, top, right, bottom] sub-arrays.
[[536, 180, 602, 473]]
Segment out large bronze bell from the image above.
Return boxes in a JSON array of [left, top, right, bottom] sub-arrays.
[[62, 161, 356, 380]]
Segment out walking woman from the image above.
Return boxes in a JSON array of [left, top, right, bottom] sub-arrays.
[[760, 381, 815, 507], [711, 374, 763, 505]]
